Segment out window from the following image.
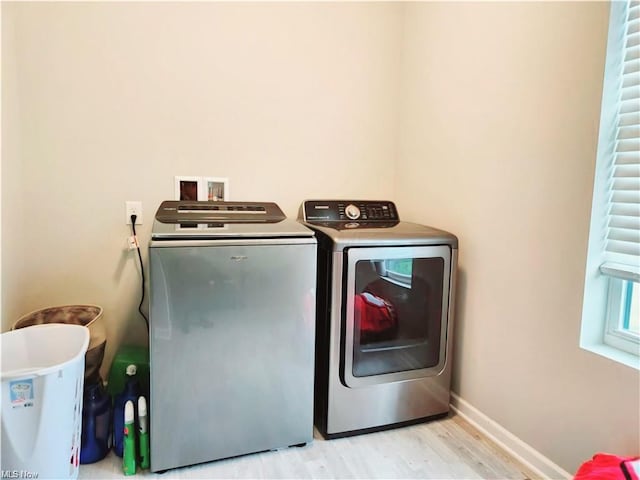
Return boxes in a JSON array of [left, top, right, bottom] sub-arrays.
[[626, 282, 640, 333], [384, 259, 413, 285], [582, 0, 640, 367], [604, 278, 640, 355]]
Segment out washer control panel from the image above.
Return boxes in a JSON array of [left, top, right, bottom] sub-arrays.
[[303, 200, 398, 222]]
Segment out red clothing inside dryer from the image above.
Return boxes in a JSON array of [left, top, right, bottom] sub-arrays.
[[355, 292, 398, 341]]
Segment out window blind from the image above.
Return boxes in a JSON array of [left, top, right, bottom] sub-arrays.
[[602, 0, 640, 281]]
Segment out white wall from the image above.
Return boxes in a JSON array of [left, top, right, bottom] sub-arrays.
[[1, 1, 402, 374], [396, 1, 639, 474]]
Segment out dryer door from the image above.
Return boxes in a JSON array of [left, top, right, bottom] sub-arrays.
[[343, 245, 451, 388]]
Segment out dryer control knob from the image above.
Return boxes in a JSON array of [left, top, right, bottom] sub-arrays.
[[345, 204, 361, 220]]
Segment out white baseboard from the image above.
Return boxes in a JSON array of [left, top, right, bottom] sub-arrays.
[[450, 393, 571, 480]]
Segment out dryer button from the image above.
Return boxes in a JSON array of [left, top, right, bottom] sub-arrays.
[[345, 204, 361, 220]]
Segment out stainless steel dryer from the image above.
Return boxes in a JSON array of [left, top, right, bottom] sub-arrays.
[[299, 200, 458, 438], [149, 201, 317, 472]]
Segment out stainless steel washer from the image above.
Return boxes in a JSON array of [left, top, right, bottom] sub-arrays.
[[299, 200, 458, 438], [149, 201, 317, 472]]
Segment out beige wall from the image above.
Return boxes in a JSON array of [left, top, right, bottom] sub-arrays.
[[1, 1, 402, 373], [1, 3, 24, 334], [396, 1, 639, 473]]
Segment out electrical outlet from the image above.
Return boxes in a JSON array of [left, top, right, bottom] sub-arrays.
[[125, 201, 143, 225]]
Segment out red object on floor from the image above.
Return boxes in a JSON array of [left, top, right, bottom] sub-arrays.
[[574, 453, 639, 480]]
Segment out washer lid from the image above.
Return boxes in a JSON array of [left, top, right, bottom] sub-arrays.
[[155, 200, 286, 224], [151, 201, 314, 239]]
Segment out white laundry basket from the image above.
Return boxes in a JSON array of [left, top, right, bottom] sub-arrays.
[[1, 324, 90, 479]]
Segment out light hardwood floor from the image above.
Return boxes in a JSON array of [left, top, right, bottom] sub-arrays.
[[79, 413, 539, 479]]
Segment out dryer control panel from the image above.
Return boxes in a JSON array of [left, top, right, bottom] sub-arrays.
[[302, 200, 399, 222]]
